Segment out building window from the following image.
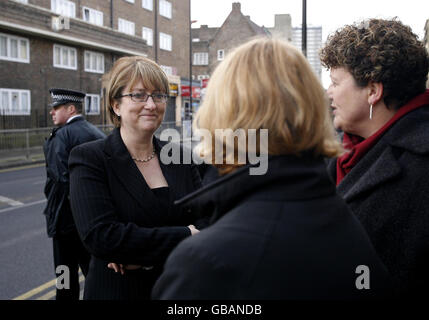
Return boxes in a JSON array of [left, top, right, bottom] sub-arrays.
[[142, 27, 153, 46], [53, 44, 77, 70], [0, 88, 31, 115], [197, 75, 209, 80], [82, 7, 103, 26], [84, 51, 104, 73], [14, 0, 28, 3], [217, 49, 224, 61], [85, 94, 100, 115], [0, 33, 29, 63], [193, 52, 208, 65], [160, 65, 173, 75], [159, 0, 172, 19], [51, 0, 76, 18], [159, 32, 172, 51], [118, 18, 135, 36], [125, 0, 135, 3], [142, 0, 153, 10]]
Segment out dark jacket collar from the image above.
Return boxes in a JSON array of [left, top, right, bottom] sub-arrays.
[[102, 127, 168, 210], [176, 154, 336, 223], [330, 106, 429, 202], [65, 115, 84, 125]]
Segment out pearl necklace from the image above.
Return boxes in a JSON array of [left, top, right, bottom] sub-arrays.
[[132, 148, 156, 163]]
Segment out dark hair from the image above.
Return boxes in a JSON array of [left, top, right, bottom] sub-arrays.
[[64, 102, 83, 114], [320, 18, 429, 109]]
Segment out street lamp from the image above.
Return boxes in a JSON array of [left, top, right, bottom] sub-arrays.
[[302, 0, 307, 57]]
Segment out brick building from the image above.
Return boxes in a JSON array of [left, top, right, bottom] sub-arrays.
[[191, 2, 293, 108], [191, 2, 271, 82], [0, 0, 190, 129]]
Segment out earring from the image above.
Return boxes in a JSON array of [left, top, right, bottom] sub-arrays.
[[116, 113, 121, 117], [369, 104, 373, 120]]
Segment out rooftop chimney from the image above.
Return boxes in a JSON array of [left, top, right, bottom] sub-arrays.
[[232, 2, 241, 12]]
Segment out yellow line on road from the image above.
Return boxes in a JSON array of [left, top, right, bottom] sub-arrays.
[[36, 275, 85, 300], [12, 278, 56, 300], [13, 273, 84, 300]]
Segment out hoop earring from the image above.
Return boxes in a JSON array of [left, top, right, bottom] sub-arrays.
[[369, 104, 373, 120]]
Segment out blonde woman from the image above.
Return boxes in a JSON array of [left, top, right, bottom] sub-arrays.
[[69, 56, 201, 300], [152, 38, 390, 300]]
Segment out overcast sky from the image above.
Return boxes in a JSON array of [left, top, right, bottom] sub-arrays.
[[191, 0, 429, 88]]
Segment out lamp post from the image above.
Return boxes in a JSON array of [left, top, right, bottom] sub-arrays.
[[302, 0, 307, 57]]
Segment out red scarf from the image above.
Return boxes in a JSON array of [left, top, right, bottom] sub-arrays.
[[336, 89, 429, 185]]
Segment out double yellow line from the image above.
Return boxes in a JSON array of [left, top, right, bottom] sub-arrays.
[[12, 274, 84, 300]]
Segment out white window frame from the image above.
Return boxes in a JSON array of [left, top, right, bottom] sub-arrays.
[[159, 32, 172, 51], [159, 0, 172, 19], [125, 0, 135, 3], [142, 27, 153, 46], [84, 50, 104, 74], [217, 49, 225, 61], [14, 0, 28, 4], [142, 0, 153, 10], [193, 52, 208, 65], [53, 44, 77, 70], [0, 88, 31, 116], [85, 94, 100, 115], [118, 18, 135, 36], [0, 33, 30, 63], [160, 65, 173, 75], [51, 0, 76, 18], [82, 6, 103, 26]]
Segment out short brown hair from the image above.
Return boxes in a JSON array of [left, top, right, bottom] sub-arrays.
[[105, 56, 169, 127], [195, 37, 343, 175], [320, 18, 429, 109]]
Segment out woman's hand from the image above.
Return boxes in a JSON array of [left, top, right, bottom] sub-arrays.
[[107, 263, 142, 275], [188, 224, 200, 235]]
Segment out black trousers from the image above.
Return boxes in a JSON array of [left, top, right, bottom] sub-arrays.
[[53, 230, 90, 300]]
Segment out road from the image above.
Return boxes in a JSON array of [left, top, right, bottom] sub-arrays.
[[0, 164, 83, 300]]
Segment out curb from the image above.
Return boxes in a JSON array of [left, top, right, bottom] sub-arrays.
[[0, 159, 45, 170]]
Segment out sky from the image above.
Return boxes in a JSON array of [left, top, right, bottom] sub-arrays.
[[191, 0, 429, 88]]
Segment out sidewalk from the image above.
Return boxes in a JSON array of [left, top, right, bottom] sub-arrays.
[[0, 147, 45, 170]]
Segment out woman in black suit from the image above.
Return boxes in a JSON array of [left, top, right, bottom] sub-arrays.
[[152, 38, 391, 300], [69, 56, 201, 300]]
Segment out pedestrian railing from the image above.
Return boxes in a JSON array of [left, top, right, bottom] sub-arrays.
[[0, 122, 188, 160]]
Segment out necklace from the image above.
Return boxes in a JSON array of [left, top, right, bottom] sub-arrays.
[[132, 148, 156, 163]]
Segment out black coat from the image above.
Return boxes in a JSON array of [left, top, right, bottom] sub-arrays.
[[43, 116, 105, 237], [152, 155, 391, 300], [69, 128, 203, 300], [326, 106, 429, 298]]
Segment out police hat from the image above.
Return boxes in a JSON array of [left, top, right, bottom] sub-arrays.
[[49, 88, 86, 108]]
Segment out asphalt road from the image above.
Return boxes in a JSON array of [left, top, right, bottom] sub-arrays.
[[0, 164, 84, 300]]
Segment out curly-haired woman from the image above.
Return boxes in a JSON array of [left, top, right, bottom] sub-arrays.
[[320, 18, 429, 298]]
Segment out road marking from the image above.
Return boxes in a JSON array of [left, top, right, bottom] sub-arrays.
[[13, 274, 84, 300], [36, 275, 85, 300], [12, 278, 56, 300], [0, 163, 44, 174], [0, 199, 46, 214], [0, 195, 23, 206]]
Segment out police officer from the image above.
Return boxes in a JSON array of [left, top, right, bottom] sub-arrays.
[[43, 88, 106, 300]]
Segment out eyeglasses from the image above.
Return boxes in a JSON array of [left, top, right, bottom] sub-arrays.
[[117, 92, 168, 104]]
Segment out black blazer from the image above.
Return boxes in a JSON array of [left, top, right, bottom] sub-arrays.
[[152, 155, 391, 300], [69, 128, 202, 300], [326, 105, 429, 298]]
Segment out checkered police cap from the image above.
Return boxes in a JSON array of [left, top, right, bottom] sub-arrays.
[[49, 88, 86, 108]]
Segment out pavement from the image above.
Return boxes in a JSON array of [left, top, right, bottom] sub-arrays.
[[0, 147, 45, 170]]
